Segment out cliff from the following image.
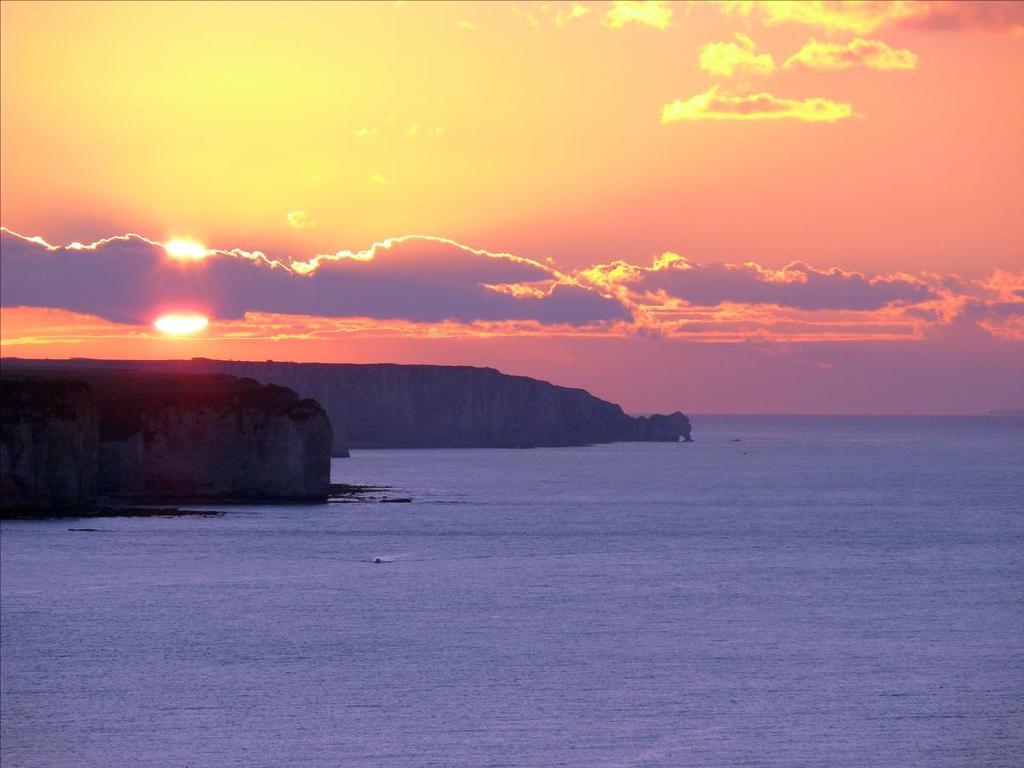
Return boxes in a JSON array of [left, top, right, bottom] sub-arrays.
[[0, 369, 332, 514], [0, 378, 99, 512], [2, 358, 691, 454], [192, 362, 692, 452]]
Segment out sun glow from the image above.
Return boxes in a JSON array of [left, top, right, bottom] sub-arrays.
[[164, 239, 209, 261], [154, 314, 209, 335]]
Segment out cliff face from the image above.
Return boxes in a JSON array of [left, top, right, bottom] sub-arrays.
[[5, 359, 690, 453], [0, 370, 332, 511], [2, 358, 692, 455], [198, 362, 691, 451], [0, 379, 99, 511]]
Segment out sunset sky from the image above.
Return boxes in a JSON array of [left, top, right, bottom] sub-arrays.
[[2, 0, 1022, 413]]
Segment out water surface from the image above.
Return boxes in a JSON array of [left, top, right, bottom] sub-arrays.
[[2, 416, 1022, 766]]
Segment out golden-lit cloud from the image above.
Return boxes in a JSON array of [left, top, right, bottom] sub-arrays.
[[699, 33, 776, 77], [661, 86, 853, 123], [581, 253, 937, 311], [718, 1, 1024, 36], [717, 1, 921, 35], [287, 211, 316, 229], [580, 252, 1024, 342], [555, 4, 592, 27], [370, 172, 389, 185], [512, 3, 591, 28], [784, 38, 918, 71], [604, 1, 672, 30], [901, 1, 1024, 35]]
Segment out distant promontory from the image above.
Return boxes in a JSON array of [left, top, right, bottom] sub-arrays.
[[3, 358, 692, 456]]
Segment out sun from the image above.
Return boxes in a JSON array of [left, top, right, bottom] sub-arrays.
[[164, 239, 209, 261], [154, 314, 209, 335]]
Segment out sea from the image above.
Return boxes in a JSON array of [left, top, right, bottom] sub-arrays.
[[1, 416, 1022, 767]]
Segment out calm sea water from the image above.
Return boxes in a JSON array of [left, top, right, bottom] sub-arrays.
[[2, 416, 1022, 767]]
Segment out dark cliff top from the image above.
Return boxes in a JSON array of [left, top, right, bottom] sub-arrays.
[[1, 358, 689, 438], [1, 367, 326, 439], [0, 377, 93, 421], [3, 357, 600, 400]]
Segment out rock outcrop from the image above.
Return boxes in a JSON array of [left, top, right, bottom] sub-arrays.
[[0, 368, 332, 514], [0, 378, 99, 512], [195, 362, 692, 452], [2, 359, 692, 455]]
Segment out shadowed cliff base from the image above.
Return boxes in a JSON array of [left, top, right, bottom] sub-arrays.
[[2, 358, 692, 455], [1, 368, 332, 514]]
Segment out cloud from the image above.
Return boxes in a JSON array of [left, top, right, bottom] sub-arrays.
[[578, 253, 1024, 342], [896, 1, 1024, 34], [604, 1, 672, 30], [784, 38, 918, 71], [718, 1, 918, 34], [286, 211, 316, 229], [661, 86, 853, 123], [555, 4, 592, 27], [718, 1, 1024, 36], [370, 172, 389, 185], [699, 34, 776, 78], [3, 228, 1019, 345], [583, 253, 936, 311], [354, 123, 442, 140], [513, 2, 592, 28], [0, 229, 630, 328]]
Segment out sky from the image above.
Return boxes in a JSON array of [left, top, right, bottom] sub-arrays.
[[1, 0, 1022, 414]]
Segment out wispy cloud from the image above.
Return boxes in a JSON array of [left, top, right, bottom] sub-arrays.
[[661, 86, 853, 123], [718, 1, 1024, 36], [718, 1, 919, 34], [580, 252, 1024, 342], [784, 38, 918, 71], [604, 1, 672, 30], [556, 3, 592, 27], [699, 33, 776, 77], [583, 253, 935, 311], [286, 211, 317, 230], [512, 2, 592, 29]]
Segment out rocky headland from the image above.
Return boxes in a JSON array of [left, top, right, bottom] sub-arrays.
[[3, 358, 692, 455], [1, 368, 332, 516]]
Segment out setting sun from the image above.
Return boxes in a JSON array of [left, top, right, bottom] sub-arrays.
[[164, 239, 209, 261], [154, 314, 209, 335]]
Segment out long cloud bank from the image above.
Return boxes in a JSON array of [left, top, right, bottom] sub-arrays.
[[0, 228, 1020, 342], [0, 229, 628, 327]]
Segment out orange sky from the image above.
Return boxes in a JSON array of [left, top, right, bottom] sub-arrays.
[[2, 1, 1023, 413]]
